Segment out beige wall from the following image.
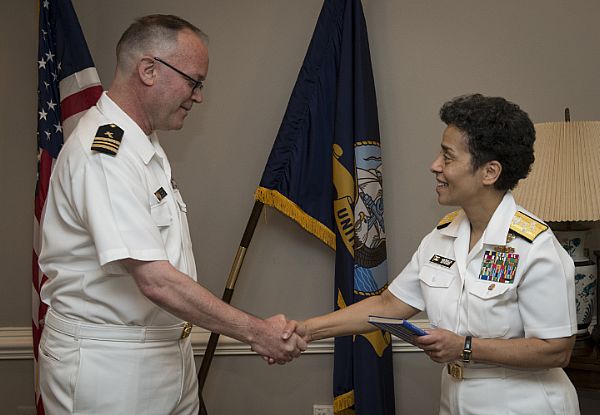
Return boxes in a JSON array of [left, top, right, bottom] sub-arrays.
[[2, 0, 600, 413], [0, 0, 38, 327]]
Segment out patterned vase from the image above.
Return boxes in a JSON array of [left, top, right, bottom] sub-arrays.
[[574, 261, 597, 336]]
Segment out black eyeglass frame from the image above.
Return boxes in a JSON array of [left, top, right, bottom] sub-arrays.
[[153, 57, 204, 93]]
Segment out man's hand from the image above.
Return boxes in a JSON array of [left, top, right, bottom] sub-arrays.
[[413, 328, 463, 363], [250, 314, 307, 365]]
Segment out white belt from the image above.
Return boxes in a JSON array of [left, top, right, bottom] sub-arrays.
[[45, 310, 192, 342], [447, 362, 547, 380]]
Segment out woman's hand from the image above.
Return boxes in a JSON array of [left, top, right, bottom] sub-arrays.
[[413, 328, 464, 363]]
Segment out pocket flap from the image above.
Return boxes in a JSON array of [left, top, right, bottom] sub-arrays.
[[419, 264, 455, 288], [468, 281, 511, 299], [150, 200, 172, 227]]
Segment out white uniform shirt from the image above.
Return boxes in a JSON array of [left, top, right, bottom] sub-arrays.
[[39, 92, 197, 327], [389, 192, 576, 340]]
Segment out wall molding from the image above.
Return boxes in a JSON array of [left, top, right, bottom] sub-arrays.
[[0, 320, 428, 360]]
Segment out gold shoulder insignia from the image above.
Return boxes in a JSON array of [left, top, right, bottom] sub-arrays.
[[509, 210, 548, 242], [91, 124, 124, 156], [437, 210, 461, 229]]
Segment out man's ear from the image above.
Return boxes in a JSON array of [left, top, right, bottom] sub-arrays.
[[138, 57, 156, 86], [482, 160, 502, 186]]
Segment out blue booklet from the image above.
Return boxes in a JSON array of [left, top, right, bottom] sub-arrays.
[[368, 315, 427, 345]]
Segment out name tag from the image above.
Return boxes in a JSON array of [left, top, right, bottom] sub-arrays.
[[429, 254, 455, 268]]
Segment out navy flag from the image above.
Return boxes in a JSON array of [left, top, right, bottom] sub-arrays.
[[255, 0, 394, 413]]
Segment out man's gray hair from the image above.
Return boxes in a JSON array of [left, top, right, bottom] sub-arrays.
[[116, 14, 207, 68]]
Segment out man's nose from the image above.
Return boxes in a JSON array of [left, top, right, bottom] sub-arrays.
[[191, 88, 203, 103]]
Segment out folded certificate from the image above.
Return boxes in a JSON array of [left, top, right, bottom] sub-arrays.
[[368, 315, 427, 345]]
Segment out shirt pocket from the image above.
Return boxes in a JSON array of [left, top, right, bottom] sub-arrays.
[[467, 281, 514, 338], [150, 199, 172, 227], [419, 264, 456, 327]]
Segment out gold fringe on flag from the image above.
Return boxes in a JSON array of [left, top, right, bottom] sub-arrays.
[[255, 187, 336, 249], [334, 390, 356, 414]]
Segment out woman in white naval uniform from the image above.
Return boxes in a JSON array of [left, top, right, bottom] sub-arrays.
[[292, 94, 579, 414]]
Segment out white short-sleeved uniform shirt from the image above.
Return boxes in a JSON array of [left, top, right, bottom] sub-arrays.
[[39, 92, 197, 327], [389, 192, 576, 340]]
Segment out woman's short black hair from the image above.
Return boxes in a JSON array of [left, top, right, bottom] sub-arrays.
[[439, 94, 535, 191]]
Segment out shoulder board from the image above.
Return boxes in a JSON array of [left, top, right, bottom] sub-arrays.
[[437, 210, 461, 229], [509, 210, 548, 242], [91, 124, 124, 156]]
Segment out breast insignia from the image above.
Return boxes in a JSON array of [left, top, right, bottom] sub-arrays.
[[509, 210, 548, 242], [91, 124, 124, 156], [154, 187, 167, 202], [437, 210, 461, 229]]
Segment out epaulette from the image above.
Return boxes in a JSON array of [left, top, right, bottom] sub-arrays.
[[509, 210, 548, 242], [91, 124, 124, 156], [437, 210, 461, 229]]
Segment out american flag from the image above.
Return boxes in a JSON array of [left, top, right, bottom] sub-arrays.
[[33, 0, 101, 412]]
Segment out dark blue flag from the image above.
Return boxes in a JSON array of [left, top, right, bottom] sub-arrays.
[[34, 1, 102, 413], [255, 1, 394, 413]]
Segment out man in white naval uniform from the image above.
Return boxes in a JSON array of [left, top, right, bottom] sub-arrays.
[[38, 15, 306, 414], [287, 94, 580, 414]]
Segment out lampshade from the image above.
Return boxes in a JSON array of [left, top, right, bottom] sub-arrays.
[[513, 121, 600, 222]]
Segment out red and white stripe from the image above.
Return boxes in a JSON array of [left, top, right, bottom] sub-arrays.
[[32, 68, 101, 414]]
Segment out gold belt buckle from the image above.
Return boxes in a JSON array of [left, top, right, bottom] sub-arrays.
[[447, 363, 464, 380], [180, 322, 193, 339]]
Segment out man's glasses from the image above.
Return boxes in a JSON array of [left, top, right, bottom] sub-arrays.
[[153, 57, 204, 93]]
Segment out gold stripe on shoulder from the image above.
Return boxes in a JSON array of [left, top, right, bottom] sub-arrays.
[[437, 210, 461, 229], [93, 137, 122, 147], [91, 143, 119, 156], [92, 139, 119, 151], [509, 210, 548, 242]]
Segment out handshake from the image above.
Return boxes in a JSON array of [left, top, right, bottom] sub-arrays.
[[249, 314, 310, 365]]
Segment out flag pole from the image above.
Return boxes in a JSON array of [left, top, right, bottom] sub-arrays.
[[198, 200, 264, 415]]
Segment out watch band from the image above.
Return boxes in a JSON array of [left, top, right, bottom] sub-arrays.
[[462, 335, 472, 363]]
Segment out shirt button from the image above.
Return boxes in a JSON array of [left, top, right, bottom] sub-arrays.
[[487, 283, 496, 291]]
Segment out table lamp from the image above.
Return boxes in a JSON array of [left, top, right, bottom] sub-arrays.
[[513, 111, 600, 344]]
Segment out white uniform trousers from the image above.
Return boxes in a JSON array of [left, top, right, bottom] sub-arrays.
[[39, 321, 198, 414], [439, 365, 580, 415]]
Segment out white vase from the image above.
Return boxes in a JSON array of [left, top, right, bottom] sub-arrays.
[[556, 230, 589, 262]]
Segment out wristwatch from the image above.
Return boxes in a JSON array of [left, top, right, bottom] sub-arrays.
[[462, 335, 472, 363]]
